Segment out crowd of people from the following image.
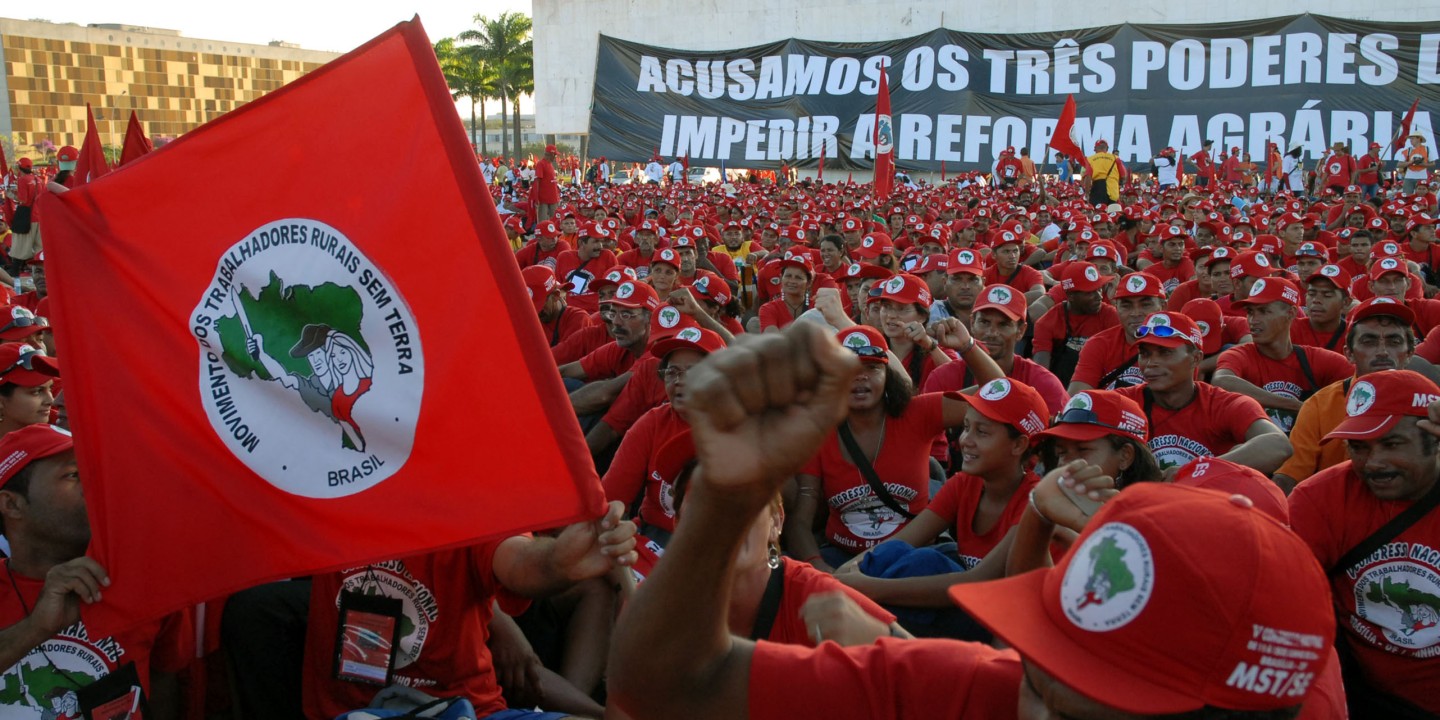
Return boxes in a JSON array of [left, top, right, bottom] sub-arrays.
[[0, 127, 1436, 720]]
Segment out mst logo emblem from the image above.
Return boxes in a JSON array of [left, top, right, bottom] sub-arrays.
[[192, 219, 424, 498]]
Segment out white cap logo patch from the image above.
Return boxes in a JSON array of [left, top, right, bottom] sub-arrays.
[[1374, 296, 1397, 304], [1067, 393, 1094, 411], [847, 262, 862, 276], [1149, 313, 1171, 327], [658, 306, 681, 328], [1126, 275, 1147, 293], [1347, 380, 1377, 417], [1061, 522, 1155, 632], [675, 327, 703, 342], [863, 237, 876, 248], [1255, 254, 1271, 267], [978, 378, 1012, 401], [1381, 258, 1400, 271], [885, 276, 906, 293], [958, 250, 976, 265], [1197, 320, 1212, 337], [1250, 279, 1267, 297], [1093, 246, 1108, 257], [1084, 266, 1100, 282], [616, 282, 636, 299], [988, 287, 1012, 304], [1321, 265, 1341, 278], [841, 331, 869, 349]]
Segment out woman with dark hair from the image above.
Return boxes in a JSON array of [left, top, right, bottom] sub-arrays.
[[817, 234, 850, 280], [757, 254, 814, 332], [785, 324, 1002, 572], [0, 342, 59, 437], [1033, 389, 1164, 490]]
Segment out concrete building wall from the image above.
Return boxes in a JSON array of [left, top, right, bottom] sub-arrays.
[[1, 17, 339, 157], [533, 0, 1440, 135]]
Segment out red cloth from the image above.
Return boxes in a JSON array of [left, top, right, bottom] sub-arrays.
[[120, 110, 153, 166], [1320, 153, 1356, 189], [1071, 326, 1143, 389], [758, 297, 804, 331], [602, 403, 688, 532], [1215, 344, 1353, 433], [39, 21, 605, 636], [535, 158, 559, 204], [800, 394, 947, 554], [922, 357, 1068, 416], [303, 545, 526, 718], [1289, 461, 1440, 713], [579, 341, 644, 380], [1031, 302, 1120, 357], [748, 638, 1021, 720], [554, 249, 618, 313], [1141, 259, 1195, 294], [601, 356, 666, 433], [1355, 153, 1382, 185], [925, 471, 1039, 568], [1116, 382, 1269, 470], [1165, 278, 1203, 310], [768, 558, 896, 645]]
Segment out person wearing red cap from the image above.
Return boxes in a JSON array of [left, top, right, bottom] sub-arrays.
[[982, 231, 1044, 302], [610, 321, 1340, 720], [1218, 250, 1277, 318], [0, 343, 58, 437], [1032, 263, 1120, 387], [554, 226, 619, 313], [617, 222, 664, 280], [925, 284, 1068, 413], [1136, 227, 1194, 295], [534, 145, 560, 223], [646, 248, 683, 297], [928, 249, 983, 326], [1214, 278, 1354, 439], [758, 255, 814, 333], [1400, 213, 1440, 281], [522, 266, 592, 349], [1116, 312, 1290, 476], [1277, 298, 1423, 490], [993, 148, 1022, 188], [552, 268, 635, 365], [786, 326, 992, 572], [0, 425, 194, 717], [559, 280, 656, 405], [1035, 390, 1163, 490], [1069, 272, 1167, 393], [515, 219, 571, 271], [5, 157, 46, 267], [602, 328, 726, 545], [1353, 142, 1383, 199], [1290, 369, 1440, 716], [872, 274, 955, 388], [1292, 265, 1353, 352], [1367, 255, 1440, 335]]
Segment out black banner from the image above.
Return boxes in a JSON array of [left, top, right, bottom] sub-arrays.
[[588, 14, 1440, 172]]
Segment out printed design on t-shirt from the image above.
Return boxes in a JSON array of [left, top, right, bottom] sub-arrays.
[[0, 621, 123, 720], [1349, 542, 1440, 655], [1148, 434, 1215, 470], [1161, 277, 1180, 294], [1061, 522, 1154, 632], [829, 483, 919, 546], [1103, 366, 1147, 390], [338, 561, 440, 669], [1261, 381, 1305, 434]]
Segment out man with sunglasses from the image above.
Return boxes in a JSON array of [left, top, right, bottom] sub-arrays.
[[1116, 312, 1291, 478], [559, 281, 658, 423]]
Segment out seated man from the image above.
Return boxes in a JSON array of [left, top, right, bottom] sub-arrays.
[[610, 323, 1339, 720]]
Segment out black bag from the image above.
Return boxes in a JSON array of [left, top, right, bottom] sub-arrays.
[[1047, 303, 1083, 387], [10, 205, 32, 235]]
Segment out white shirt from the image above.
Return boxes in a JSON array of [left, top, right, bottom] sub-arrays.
[[1154, 156, 1178, 186], [1283, 155, 1305, 192], [668, 161, 685, 181], [645, 161, 665, 184], [481, 163, 495, 183]]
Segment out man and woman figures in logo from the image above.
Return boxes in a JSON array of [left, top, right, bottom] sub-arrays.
[[249, 323, 374, 452]]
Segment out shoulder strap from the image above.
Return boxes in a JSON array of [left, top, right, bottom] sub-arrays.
[[1324, 320, 1348, 351], [1330, 479, 1440, 576], [1293, 346, 1320, 392], [1004, 265, 1023, 286], [837, 422, 916, 520], [549, 307, 568, 347], [1141, 386, 1156, 425], [1097, 354, 1139, 390], [747, 563, 787, 641]]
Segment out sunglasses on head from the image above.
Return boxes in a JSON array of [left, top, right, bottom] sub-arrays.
[[1135, 325, 1187, 340], [0, 312, 39, 336], [1053, 407, 1131, 434], [0, 347, 45, 378], [847, 345, 886, 359]]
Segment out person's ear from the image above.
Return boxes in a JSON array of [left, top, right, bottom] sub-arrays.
[[0, 489, 26, 528]]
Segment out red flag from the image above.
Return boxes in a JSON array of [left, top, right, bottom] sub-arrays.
[[41, 18, 604, 636], [873, 62, 894, 200], [940, 160, 946, 182], [1393, 98, 1420, 153], [120, 110, 153, 166], [71, 103, 111, 186], [1049, 95, 1091, 175]]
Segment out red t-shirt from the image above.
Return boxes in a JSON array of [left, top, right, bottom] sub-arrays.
[[748, 638, 1021, 720], [758, 297, 804, 331], [1116, 382, 1269, 471], [1418, 325, 1440, 365], [1321, 154, 1356, 189], [601, 356, 666, 434], [1290, 320, 1350, 353], [1141, 259, 1195, 295], [515, 239, 571, 270], [1215, 344, 1353, 434], [768, 559, 896, 646], [535, 158, 559, 204], [921, 357, 1069, 416], [1071, 326, 1144, 389], [540, 306, 592, 348], [552, 321, 609, 365], [1289, 461, 1440, 712], [982, 263, 1044, 292], [579, 342, 644, 380], [1401, 241, 1440, 275], [554, 250, 618, 313], [616, 248, 659, 278], [602, 403, 689, 532], [1355, 154, 1382, 185], [303, 546, 526, 719], [702, 251, 740, 283], [0, 568, 193, 714], [800, 394, 947, 554], [1032, 302, 1121, 356], [995, 156, 1023, 181], [925, 471, 1040, 568], [1165, 278, 1204, 310]]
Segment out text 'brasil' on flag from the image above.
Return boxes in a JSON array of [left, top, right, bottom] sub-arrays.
[[40, 17, 604, 636]]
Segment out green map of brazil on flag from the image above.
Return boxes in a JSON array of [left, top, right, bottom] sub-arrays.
[[39, 18, 603, 636]]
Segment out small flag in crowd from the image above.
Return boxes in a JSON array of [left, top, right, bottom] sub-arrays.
[[70, 103, 111, 187], [1049, 95, 1090, 174], [41, 17, 605, 636], [120, 110, 153, 166], [1392, 98, 1420, 153], [873, 61, 894, 200]]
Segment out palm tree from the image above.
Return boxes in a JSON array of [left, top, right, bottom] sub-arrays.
[[434, 38, 499, 155], [501, 43, 534, 158], [460, 12, 532, 161]]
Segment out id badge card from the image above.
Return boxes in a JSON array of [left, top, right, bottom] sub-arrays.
[[77, 660, 149, 720], [334, 589, 403, 686]]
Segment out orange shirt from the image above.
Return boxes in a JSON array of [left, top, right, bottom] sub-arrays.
[[1275, 377, 1352, 483]]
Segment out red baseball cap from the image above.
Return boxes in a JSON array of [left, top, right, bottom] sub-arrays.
[[946, 248, 984, 276], [1179, 298, 1225, 356], [911, 254, 948, 276], [592, 267, 638, 294], [1061, 262, 1108, 293], [1134, 312, 1202, 349], [951, 483, 1334, 715], [520, 265, 559, 313], [1115, 272, 1165, 299], [0, 306, 45, 342], [1233, 277, 1301, 309], [1326, 370, 1440, 441], [536, 219, 560, 238], [16, 158, 31, 170], [1172, 457, 1288, 523], [1372, 240, 1404, 259], [0, 424, 73, 489], [0, 343, 58, 387], [1037, 389, 1147, 443], [685, 271, 731, 306], [945, 378, 1049, 439], [972, 284, 1026, 321], [853, 233, 895, 260], [1307, 264, 1352, 294], [992, 228, 1023, 248], [1368, 256, 1408, 281], [838, 262, 893, 283], [774, 252, 815, 279], [649, 304, 700, 342], [874, 273, 932, 309], [1348, 296, 1415, 327], [836, 326, 890, 364], [1229, 250, 1275, 280], [649, 326, 725, 361], [1085, 240, 1119, 263], [609, 281, 661, 311], [650, 248, 682, 272], [840, 217, 863, 233]]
